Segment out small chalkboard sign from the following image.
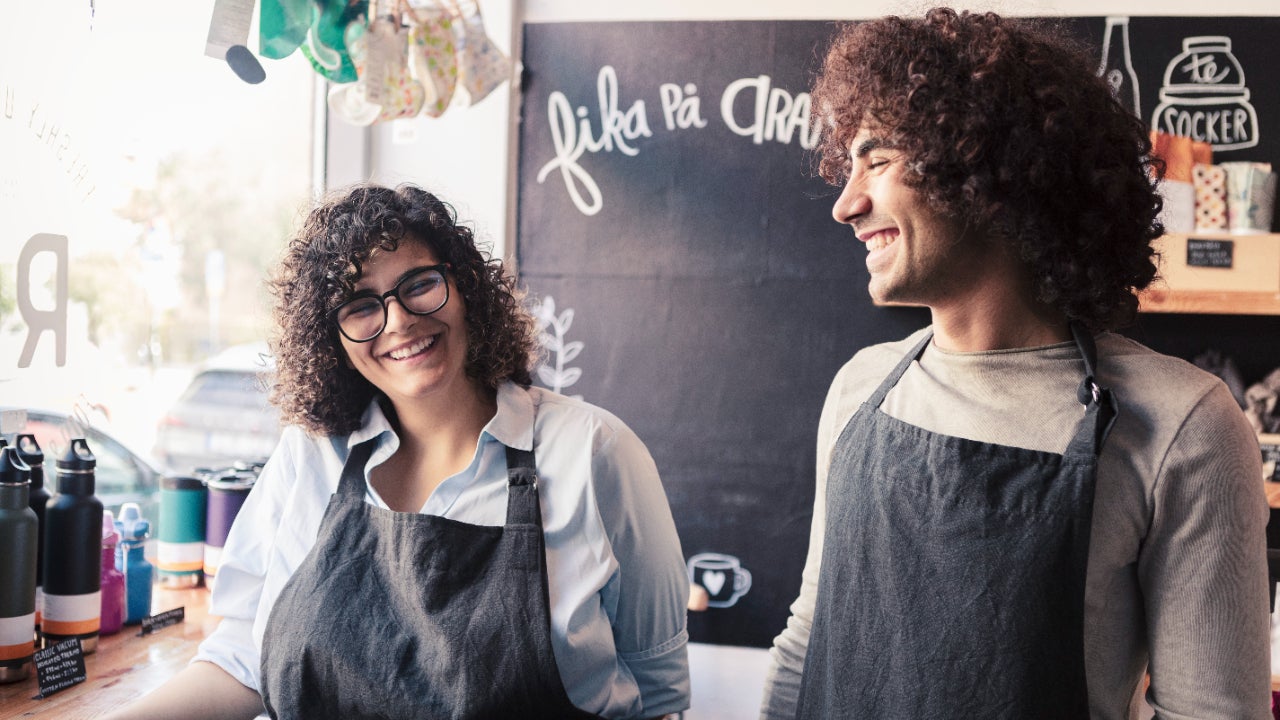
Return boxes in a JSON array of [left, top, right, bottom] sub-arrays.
[[1186, 238, 1234, 268], [139, 607, 185, 636], [1260, 434, 1280, 482], [32, 638, 85, 699]]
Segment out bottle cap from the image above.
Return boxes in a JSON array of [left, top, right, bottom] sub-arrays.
[[116, 502, 150, 541], [15, 434, 44, 489], [162, 475, 205, 492], [0, 446, 31, 485], [102, 509, 119, 544], [56, 438, 97, 472]]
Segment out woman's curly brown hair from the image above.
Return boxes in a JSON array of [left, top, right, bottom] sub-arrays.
[[812, 8, 1163, 331], [268, 183, 540, 436]]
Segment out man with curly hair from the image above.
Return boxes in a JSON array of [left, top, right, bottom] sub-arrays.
[[761, 9, 1269, 719]]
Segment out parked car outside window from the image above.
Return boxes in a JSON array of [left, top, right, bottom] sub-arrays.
[[153, 342, 282, 474], [2, 406, 164, 525]]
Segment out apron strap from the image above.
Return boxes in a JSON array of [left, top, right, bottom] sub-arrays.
[[865, 330, 934, 409], [337, 438, 379, 497], [868, 325, 1118, 458], [504, 445, 541, 526], [1065, 322, 1119, 458]]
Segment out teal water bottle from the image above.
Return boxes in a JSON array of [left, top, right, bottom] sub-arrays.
[[157, 476, 206, 588], [0, 446, 38, 681]]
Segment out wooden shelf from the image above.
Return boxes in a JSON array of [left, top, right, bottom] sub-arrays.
[[1139, 286, 1280, 315]]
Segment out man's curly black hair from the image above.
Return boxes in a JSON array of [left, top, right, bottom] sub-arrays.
[[267, 184, 540, 436], [812, 8, 1163, 330]]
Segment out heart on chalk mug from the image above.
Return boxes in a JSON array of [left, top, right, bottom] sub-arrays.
[[687, 553, 752, 608]]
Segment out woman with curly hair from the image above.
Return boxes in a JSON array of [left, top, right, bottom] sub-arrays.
[[113, 184, 690, 720], [763, 9, 1268, 719]]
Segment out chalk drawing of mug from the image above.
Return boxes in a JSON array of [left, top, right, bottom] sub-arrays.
[[1151, 36, 1259, 152], [687, 553, 752, 608]]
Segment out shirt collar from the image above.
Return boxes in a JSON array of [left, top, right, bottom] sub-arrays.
[[485, 381, 534, 451], [344, 381, 534, 452], [347, 397, 397, 451]]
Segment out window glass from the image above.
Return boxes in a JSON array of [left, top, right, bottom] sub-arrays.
[[1, 1, 310, 472]]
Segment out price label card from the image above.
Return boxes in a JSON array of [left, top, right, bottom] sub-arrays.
[[139, 607, 185, 636], [32, 639, 86, 699], [1186, 238, 1234, 268]]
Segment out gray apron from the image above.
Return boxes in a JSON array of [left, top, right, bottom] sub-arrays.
[[260, 439, 604, 720], [796, 326, 1116, 719]]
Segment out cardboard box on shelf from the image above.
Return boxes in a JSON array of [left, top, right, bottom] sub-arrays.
[[1152, 233, 1280, 294]]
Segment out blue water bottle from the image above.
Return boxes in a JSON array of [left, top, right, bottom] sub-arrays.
[[113, 503, 153, 625]]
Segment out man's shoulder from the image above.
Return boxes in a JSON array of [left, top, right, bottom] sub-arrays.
[[1097, 332, 1247, 437], [838, 327, 930, 377], [1097, 333, 1226, 398]]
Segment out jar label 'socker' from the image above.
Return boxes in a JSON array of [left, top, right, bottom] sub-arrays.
[[1152, 35, 1260, 151]]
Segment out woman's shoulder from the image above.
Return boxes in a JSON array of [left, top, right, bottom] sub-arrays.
[[522, 385, 646, 456]]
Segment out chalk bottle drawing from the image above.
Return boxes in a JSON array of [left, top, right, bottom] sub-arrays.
[[1152, 36, 1259, 151], [1098, 17, 1141, 117]]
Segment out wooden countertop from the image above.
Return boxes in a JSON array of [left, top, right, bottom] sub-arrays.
[[0, 586, 217, 719]]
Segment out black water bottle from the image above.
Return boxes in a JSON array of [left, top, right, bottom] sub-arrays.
[[42, 438, 103, 653], [0, 446, 38, 682], [15, 434, 49, 636]]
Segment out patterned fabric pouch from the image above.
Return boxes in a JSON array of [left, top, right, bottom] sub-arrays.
[[327, 22, 380, 126], [365, 13, 426, 122], [450, 0, 511, 105], [407, 2, 459, 118]]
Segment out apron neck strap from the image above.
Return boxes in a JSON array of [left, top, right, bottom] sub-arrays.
[[1065, 322, 1119, 457], [1070, 322, 1102, 407], [336, 437, 543, 525], [337, 438, 379, 497], [867, 324, 1118, 457], [504, 445, 541, 526], [864, 330, 933, 409]]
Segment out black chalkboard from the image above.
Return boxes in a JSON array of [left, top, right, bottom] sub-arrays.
[[516, 17, 1280, 648]]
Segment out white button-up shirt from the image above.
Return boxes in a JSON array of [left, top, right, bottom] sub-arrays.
[[194, 382, 690, 718]]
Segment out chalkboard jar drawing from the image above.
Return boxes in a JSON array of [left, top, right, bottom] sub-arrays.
[[1151, 36, 1259, 152], [687, 552, 752, 609], [1098, 17, 1140, 117]]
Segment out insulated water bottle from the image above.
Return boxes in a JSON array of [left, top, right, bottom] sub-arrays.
[[99, 511, 124, 636], [43, 439, 103, 652], [157, 476, 206, 588], [114, 503, 152, 625], [15, 434, 48, 635], [203, 472, 255, 587], [0, 446, 38, 682]]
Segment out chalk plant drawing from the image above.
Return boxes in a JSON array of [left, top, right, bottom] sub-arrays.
[[533, 295, 584, 399]]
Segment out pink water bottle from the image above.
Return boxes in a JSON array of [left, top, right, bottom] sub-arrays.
[[99, 511, 124, 636]]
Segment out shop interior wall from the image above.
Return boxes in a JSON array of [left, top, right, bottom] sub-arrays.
[[359, 0, 1279, 260], [353, 0, 1280, 562]]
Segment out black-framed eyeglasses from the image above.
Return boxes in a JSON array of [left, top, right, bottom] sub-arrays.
[[330, 264, 451, 343]]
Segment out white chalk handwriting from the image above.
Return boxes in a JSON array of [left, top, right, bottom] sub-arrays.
[[536, 66, 818, 217]]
